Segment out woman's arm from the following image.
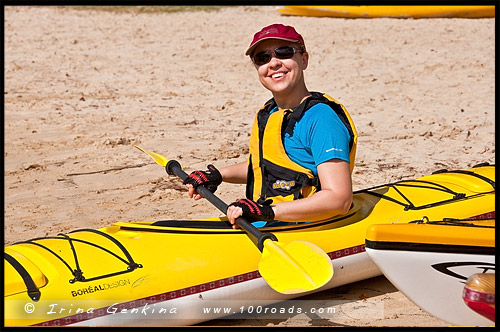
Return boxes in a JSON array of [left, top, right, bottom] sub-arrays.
[[271, 159, 352, 221], [226, 159, 353, 223], [219, 161, 248, 184]]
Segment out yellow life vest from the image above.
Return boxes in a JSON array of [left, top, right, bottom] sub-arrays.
[[246, 92, 357, 205]]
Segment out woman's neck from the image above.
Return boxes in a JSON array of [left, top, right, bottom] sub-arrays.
[[274, 86, 311, 110]]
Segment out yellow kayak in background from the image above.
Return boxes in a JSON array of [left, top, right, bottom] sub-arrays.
[[4, 163, 495, 326], [278, 6, 495, 18]]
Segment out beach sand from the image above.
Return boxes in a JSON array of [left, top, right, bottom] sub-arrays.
[[4, 6, 494, 327]]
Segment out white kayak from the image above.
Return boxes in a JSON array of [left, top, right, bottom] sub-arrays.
[[365, 215, 495, 326]]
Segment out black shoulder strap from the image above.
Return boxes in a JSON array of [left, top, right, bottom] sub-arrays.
[[288, 92, 356, 152], [4, 252, 41, 301], [284, 92, 325, 136], [257, 98, 277, 138]]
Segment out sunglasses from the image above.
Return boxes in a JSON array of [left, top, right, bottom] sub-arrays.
[[252, 46, 304, 66]]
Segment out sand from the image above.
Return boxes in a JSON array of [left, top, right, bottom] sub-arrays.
[[4, 6, 495, 327]]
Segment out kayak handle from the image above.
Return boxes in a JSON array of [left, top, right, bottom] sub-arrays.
[[165, 160, 278, 251]]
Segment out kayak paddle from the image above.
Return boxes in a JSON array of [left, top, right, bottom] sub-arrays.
[[135, 145, 333, 294]]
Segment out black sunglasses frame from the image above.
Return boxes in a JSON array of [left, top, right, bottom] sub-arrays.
[[251, 46, 304, 66]]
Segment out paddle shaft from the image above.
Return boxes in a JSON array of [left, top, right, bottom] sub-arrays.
[[165, 160, 277, 251], [134, 146, 334, 293]]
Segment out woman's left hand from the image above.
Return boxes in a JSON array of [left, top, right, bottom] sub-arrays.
[[227, 198, 275, 228]]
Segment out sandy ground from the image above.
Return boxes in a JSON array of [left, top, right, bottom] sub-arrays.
[[4, 6, 495, 328]]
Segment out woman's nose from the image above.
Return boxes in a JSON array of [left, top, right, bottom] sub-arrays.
[[268, 56, 282, 68]]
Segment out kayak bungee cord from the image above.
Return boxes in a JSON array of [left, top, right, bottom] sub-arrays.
[[355, 163, 495, 211], [56, 232, 84, 282], [410, 216, 495, 228], [69, 228, 142, 272], [357, 180, 467, 211], [433, 167, 495, 189], [4, 252, 41, 302], [12, 228, 142, 287]]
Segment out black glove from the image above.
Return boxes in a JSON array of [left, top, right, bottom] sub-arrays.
[[183, 164, 222, 193], [228, 198, 275, 222]]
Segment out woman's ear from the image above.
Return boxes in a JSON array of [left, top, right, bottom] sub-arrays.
[[302, 52, 309, 70]]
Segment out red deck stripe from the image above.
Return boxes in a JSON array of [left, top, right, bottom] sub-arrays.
[[470, 211, 495, 219]]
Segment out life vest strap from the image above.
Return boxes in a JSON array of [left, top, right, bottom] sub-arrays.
[[284, 96, 321, 136]]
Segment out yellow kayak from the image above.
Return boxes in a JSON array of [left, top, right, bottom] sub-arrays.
[[4, 163, 495, 326], [278, 6, 495, 18], [366, 216, 495, 326]]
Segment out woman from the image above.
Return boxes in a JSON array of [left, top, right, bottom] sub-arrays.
[[184, 24, 357, 228]]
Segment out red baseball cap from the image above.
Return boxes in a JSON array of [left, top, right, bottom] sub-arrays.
[[245, 23, 305, 56]]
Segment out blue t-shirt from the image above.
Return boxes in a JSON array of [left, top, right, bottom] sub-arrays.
[[270, 103, 351, 176]]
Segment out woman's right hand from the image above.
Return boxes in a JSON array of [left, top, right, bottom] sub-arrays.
[[183, 164, 222, 199]]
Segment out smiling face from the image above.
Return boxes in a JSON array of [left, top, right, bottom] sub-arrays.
[[252, 39, 309, 106]]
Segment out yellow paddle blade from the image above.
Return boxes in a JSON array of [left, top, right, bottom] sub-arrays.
[[258, 240, 333, 294], [134, 145, 171, 167]]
